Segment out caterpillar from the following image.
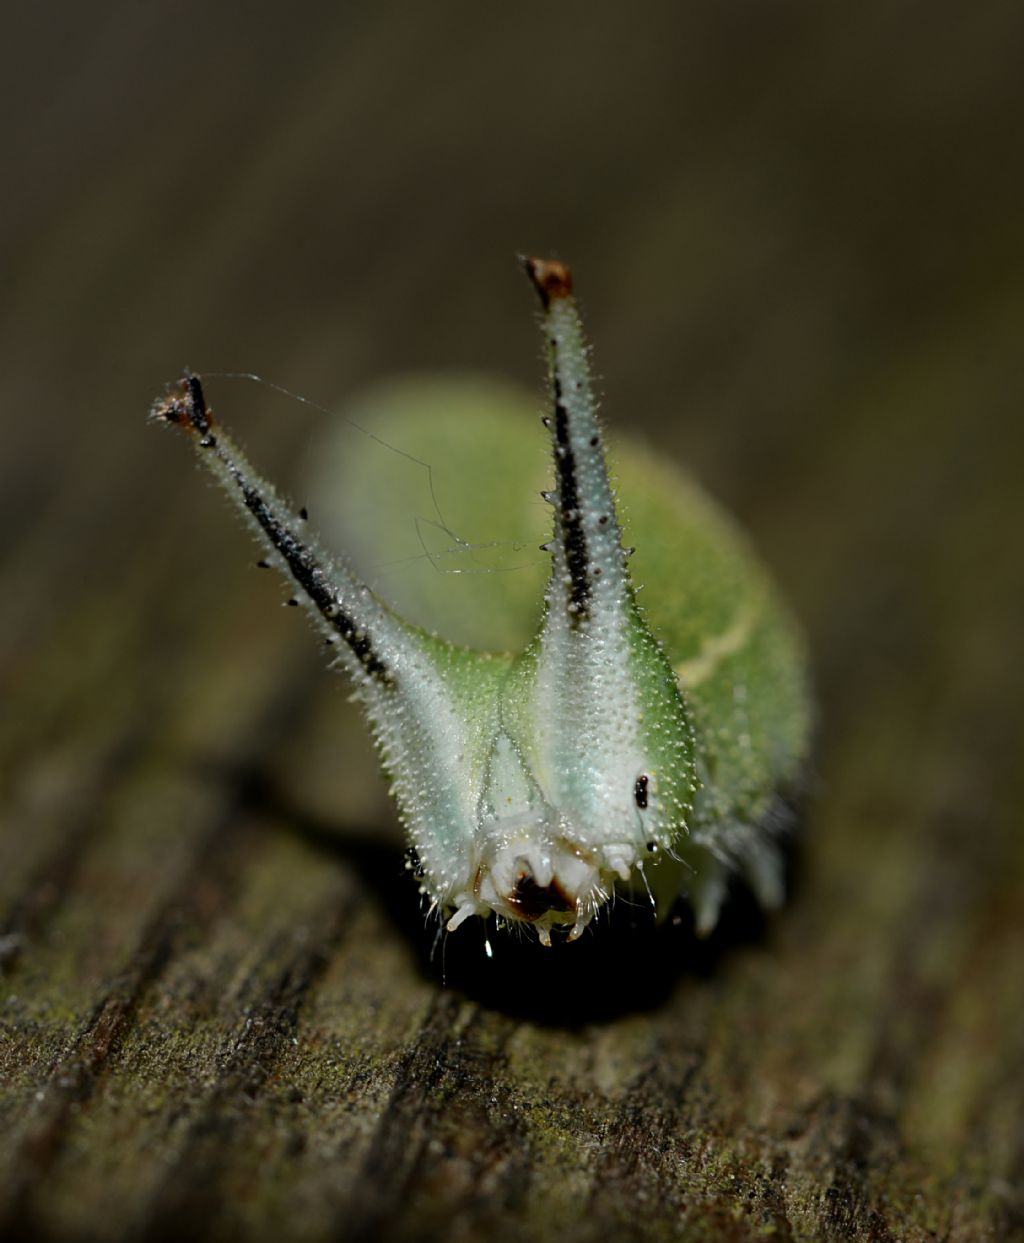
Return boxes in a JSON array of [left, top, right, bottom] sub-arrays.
[[152, 258, 810, 947]]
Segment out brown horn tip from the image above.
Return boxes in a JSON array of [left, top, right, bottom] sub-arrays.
[[151, 372, 213, 436], [519, 255, 573, 308]]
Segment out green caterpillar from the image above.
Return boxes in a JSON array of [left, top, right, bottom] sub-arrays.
[[153, 258, 810, 946]]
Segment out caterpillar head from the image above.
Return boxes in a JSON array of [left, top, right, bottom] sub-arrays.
[[437, 622, 695, 947]]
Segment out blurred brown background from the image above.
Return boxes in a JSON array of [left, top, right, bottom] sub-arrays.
[[2, 4, 1023, 1241]]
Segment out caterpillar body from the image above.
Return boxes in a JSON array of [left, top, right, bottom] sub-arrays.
[[153, 258, 810, 947]]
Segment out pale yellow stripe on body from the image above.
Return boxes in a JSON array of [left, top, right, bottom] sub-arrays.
[[673, 595, 763, 689]]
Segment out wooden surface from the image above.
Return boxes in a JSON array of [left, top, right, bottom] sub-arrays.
[[2, 4, 1023, 1240]]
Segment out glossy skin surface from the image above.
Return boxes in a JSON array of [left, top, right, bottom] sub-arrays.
[[153, 260, 810, 945]]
